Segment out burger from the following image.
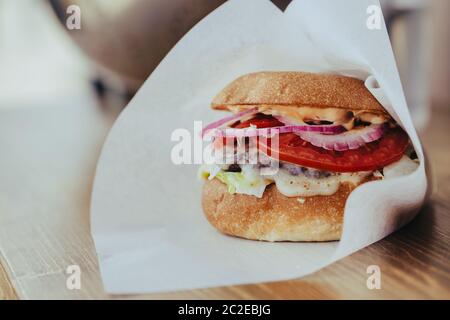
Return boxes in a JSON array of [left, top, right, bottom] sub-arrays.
[[199, 72, 418, 242]]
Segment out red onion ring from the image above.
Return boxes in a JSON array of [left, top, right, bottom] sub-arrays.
[[298, 124, 387, 151], [213, 126, 281, 138], [201, 108, 257, 138], [212, 123, 345, 138]]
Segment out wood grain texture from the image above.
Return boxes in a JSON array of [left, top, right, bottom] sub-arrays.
[[0, 97, 119, 299], [0, 257, 17, 300], [0, 101, 449, 300]]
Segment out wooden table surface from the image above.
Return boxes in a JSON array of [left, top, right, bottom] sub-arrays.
[[0, 98, 449, 300]]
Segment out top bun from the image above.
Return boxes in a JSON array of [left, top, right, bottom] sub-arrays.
[[212, 72, 386, 113]]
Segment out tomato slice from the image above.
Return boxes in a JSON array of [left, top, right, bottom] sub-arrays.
[[233, 113, 284, 129], [260, 128, 409, 172], [234, 115, 410, 172]]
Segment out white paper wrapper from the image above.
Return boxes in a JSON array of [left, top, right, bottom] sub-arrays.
[[91, 0, 427, 293]]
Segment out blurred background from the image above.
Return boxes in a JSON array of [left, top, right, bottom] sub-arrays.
[[0, 0, 449, 299], [0, 0, 449, 121]]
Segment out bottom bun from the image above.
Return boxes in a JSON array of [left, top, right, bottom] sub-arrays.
[[202, 178, 365, 242]]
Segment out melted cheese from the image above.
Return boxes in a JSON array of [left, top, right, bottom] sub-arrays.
[[384, 155, 419, 178], [200, 164, 372, 198], [354, 110, 388, 125], [229, 105, 390, 130], [266, 168, 371, 197]]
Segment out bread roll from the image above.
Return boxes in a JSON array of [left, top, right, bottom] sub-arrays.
[[212, 71, 385, 114], [202, 178, 367, 242]]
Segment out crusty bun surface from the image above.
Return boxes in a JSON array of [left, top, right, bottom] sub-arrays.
[[202, 178, 367, 242], [212, 71, 385, 114]]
